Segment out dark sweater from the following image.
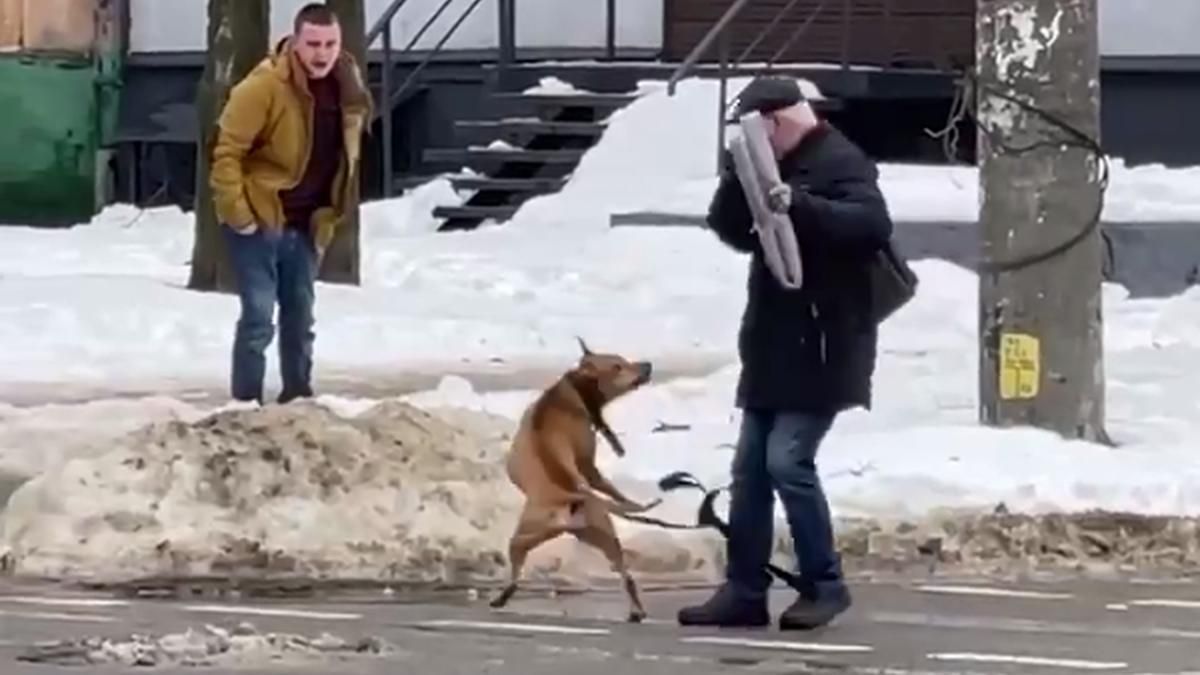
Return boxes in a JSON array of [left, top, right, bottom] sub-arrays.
[[281, 75, 343, 228]]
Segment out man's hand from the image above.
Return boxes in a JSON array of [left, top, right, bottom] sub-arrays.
[[232, 223, 258, 236], [767, 183, 793, 214]]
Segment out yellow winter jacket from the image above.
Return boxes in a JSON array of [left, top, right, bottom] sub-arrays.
[[209, 38, 373, 253]]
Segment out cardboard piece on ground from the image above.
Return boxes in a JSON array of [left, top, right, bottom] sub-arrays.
[[0, 0, 22, 50], [22, 0, 94, 52]]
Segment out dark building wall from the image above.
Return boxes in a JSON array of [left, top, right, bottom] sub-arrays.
[[663, 0, 975, 70], [1101, 69, 1200, 168], [109, 58, 1200, 210]]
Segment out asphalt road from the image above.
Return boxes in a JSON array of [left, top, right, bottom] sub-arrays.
[[4, 576, 1200, 674]]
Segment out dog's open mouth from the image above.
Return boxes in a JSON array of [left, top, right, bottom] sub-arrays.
[[634, 362, 653, 386]]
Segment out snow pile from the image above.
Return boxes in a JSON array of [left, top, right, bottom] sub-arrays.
[[0, 395, 726, 586], [492, 77, 1200, 228], [504, 77, 756, 231], [0, 400, 523, 583], [0, 204, 193, 281], [523, 75, 585, 95], [16, 621, 392, 667], [0, 213, 744, 399], [877, 162, 1200, 223], [842, 508, 1200, 576], [360, 177, 466, 237], [0, 397, 211, 478]]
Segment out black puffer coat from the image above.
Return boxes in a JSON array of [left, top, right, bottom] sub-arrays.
[[707, 123, 894, 413]]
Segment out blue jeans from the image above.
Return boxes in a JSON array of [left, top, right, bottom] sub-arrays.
[[223, 224, 317, 404], [725, 409, 846, 601]]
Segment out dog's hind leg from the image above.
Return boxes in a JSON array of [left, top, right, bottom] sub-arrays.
[[573, 507, 647, 623], [490, 506, 565, 610]]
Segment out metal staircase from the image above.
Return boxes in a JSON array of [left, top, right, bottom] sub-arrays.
[[366, 0, 840, 233], [425, 91, 636, 230]]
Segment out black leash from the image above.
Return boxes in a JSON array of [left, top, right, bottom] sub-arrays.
[[621, 471, 808, 592]]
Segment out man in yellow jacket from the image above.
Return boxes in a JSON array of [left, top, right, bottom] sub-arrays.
[[210, 3, 372, 405]]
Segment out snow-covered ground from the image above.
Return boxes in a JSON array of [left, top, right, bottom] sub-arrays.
[[2, 76, 1200, 584]]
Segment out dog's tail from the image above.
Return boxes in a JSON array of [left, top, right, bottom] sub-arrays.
[[594, 495, 663, 515]]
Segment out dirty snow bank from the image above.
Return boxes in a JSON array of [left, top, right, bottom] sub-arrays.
[[0, 397, 213, 479], [0, 395, 727, 587], [16, 621, 392, 668], [0, 401, 523, 583]]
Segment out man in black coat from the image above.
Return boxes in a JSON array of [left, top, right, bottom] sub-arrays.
[[677, 76, 894, 631]]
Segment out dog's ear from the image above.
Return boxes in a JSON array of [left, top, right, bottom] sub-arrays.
[[576, 336, 594, 356], [574, 357, 600, 378]]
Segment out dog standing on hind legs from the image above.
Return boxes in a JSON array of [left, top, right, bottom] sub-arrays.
[[489, 338, 662, 623]]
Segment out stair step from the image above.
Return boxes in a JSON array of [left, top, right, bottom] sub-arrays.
[[448, 175, 569, 192], [433, 204, 520, 221], [454, 118, 607, 137], [390, 173, 443, 192], [492, 92, 639, 109], [423, 147, 586, 165]]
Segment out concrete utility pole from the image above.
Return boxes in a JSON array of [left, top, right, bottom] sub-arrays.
[[975, 0, 1110, 443]]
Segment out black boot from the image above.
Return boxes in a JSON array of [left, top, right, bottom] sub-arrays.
[[677, 584, 770, 628], [277, 387, 313, 405], [778, 588, 852, 630]]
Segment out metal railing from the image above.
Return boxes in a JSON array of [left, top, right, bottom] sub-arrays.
[[665, 0, 834, 172], [368, 0, 487, 197], [369, 0, 623, 197]]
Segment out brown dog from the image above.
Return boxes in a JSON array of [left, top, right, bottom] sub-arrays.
[[489, 338, 661, 622]]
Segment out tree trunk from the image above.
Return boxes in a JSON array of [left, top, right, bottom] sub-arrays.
[[187, 0, 270, 293], [318, 0, 367, 286], [976, 0, 1109, 444]]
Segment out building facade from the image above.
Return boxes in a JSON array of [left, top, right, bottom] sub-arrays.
[[1, 0, 1197, 225]]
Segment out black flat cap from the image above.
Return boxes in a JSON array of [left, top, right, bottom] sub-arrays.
[[726, 75, 806, 123]]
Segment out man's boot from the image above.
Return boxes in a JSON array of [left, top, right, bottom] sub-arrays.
[[778, 587, 851, 630], [677, 584, 769, 628]]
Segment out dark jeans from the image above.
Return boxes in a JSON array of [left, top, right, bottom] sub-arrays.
[[223, 224, 317, 404], [725, 408, 846, 601]]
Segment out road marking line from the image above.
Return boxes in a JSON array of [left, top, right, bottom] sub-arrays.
[[927, 652, 1127, 670], [415, 619, 610, 635], [0, 595, 130, 608], [1128, 599, 1200, 610], [680, 636, 874, 653], [493, 608, 674, 626], [0, 608, 115, 623], [181, 604, 362, 620], [914, 584, 1073, 600], [1106, 603, 1130, 611], [869, 609, 1200, 640]]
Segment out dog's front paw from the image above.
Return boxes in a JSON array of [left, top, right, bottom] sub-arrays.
[[489, 584, 517, 609], [627, 610, 646, 624]]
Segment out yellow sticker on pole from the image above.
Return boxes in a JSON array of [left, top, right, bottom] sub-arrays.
[[999, 333, 1040, 400]]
